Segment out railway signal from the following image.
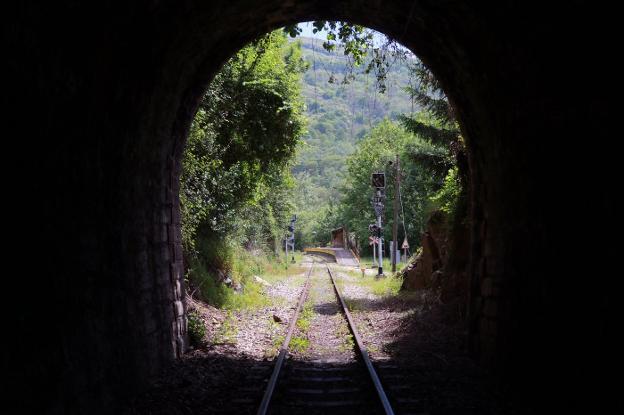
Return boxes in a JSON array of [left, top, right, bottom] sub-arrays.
[[391, 155, 400, 272], [371, 172, 385, 276], [368, 223, 381, 236], [371, 172, 385, 188], [285, 215, 297, 264]]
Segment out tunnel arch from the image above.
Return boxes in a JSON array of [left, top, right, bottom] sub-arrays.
[[161, 0, 533, 382], [6, 1, 618, 413]]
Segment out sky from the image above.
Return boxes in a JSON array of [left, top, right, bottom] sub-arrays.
[[297, 22, 391, 48], [296, 21, 412, 54], [297, 22, 327, 40]]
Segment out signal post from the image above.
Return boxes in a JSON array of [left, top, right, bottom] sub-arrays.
[[371, 172, 385, 276]]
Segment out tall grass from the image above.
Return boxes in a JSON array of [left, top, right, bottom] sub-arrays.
[[359, 255, 408, 274], [187, 239, 305, 310], [341, 269, 403, 297]]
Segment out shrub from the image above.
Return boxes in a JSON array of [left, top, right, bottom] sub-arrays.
[[428, 166, 462, 226], [187, 310, 206, 347]]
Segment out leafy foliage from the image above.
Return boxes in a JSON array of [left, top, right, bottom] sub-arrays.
[[181, 31, 306, 254], [181, 31, 307, 306], [399, 61, 468, 227], [287, 30, 465, 251], [285, 21, 411, 92], [397, 115, 457, 147], [335, 119, 449, 253], [187, 310, 206, 347], [429, 166, 462, 217], [287, 24, 468, 259], [291, 37, 416, 246], [181, 23, 468, 308], [285, 21, 374, 66]]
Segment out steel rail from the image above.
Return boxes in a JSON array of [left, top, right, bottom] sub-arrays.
[[256, 261, 315, 415], [326, 265, 395, 415]]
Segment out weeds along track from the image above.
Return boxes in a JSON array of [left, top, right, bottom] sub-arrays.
[[257, 259, 395, 415]]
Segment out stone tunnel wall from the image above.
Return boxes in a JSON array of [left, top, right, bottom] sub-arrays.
[[4, 1, 619, 413]]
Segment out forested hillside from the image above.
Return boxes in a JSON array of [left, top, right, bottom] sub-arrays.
[[292, 37, 418, 246], [293, 37, 416, 199]]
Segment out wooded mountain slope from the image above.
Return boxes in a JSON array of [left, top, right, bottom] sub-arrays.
[[292, 37, 417, 202]]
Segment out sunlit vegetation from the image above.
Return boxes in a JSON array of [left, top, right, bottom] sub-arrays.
[[338, 269, 403, 298], [358, 256, 408, 274], [292, 37, 417, 248], [296, 299, 314, 332], [188, 246, 305, 310], [212, 311, 238, 345], [182, 22, 466, 312], [187, 310, 207, 347], [182, 30, 308, 308], [266, 331, 285, 359], [289, 336, 311, 353]]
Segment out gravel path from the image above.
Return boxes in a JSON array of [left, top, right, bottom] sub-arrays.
[[291, 264, 355, 362], [335, 270, 509, 414], [192, 271, 307, 360], [124, 258, 510, 414], [123, 259, 315, 414]]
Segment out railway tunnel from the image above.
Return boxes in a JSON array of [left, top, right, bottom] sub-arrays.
[[5, 1, 618, 413]]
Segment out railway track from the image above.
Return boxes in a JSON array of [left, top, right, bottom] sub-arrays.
[[257, 259, 395, 415]]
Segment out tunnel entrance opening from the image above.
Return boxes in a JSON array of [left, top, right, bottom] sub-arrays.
[[125, 14, 516, 413], [175, 4, 493, 394], [7, 2, 618, 414], [171, 22, 487, 413]]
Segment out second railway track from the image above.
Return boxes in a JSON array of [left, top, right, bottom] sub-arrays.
[[257, 258, 395, 415]]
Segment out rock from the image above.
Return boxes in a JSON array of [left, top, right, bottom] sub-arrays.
[[223, 275, 232, 286], [401, 253, 427, 291], [253, 275, 272, 287], [401, 210, 449, 291]]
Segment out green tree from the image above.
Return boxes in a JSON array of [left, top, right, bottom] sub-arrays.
[[335, 119, 448, 252], [181, 30, 307, 262], [399, 62, 468, 227]]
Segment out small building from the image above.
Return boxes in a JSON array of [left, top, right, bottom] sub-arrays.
[[331, 227, 346, 248]]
